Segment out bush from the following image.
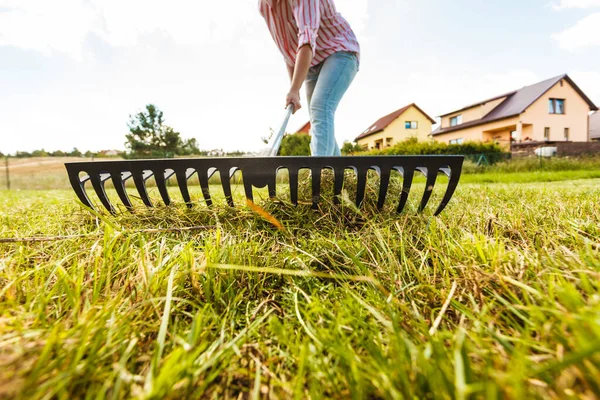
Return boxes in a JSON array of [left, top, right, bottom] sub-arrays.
[[370, 137, 504, 156], [278, 133, 311, 156]]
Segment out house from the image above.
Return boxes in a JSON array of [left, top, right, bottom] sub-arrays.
[[354, 103, 435, 150], [591, 112, 600, 141], [98, 150, 120, 157], [431, 74, 598, 148], [293, 121, 311, 135]]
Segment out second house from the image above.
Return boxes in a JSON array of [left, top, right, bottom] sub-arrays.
[[355, 103, 435, 150]]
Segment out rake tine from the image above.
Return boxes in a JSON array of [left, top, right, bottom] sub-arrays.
[[68, 171, 95, 210], [197, 169, 213, 207], [289, 168, 299, 206], [176, 169, 193, 207], [243, 170, 254, 204], [268, 180, 277, 199], [418, 167, 438, 212], [377, 168, 391, 209], [89, 173, 115, 213], [333, 167, 344, 205], [433, 164, 462, 216], [397, 167, 414, 213], [153, 169, 171, 206], [310, 168, 321, 209], [220, 170, 235, 207], [355, 167, 368, 208], [111, 172, 133, 210], [132, 171, 153, 207]]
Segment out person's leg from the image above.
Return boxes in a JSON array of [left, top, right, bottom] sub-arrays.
[[307, 52, 358, 156]]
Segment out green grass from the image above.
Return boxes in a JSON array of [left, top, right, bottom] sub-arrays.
[[1, 176, 600, 398]]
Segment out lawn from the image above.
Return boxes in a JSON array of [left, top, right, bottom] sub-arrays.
[[1, 172, 600, 398]]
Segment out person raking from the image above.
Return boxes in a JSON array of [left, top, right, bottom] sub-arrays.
[[259, 0, 360, 156]]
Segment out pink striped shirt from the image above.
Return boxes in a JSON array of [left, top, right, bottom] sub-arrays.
[[259, 0, 360, 67]]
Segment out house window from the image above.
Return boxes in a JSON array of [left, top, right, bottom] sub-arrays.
[[549, 99, 565, 114], [544, 127, 550, 141], [405, 121, 418, 129], [450, 115, 463, 127], [449, 138, 464, 145], [564, 127, 569, 141], [386, 137, 393, 147]]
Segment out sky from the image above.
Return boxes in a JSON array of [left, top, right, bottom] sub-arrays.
[[1, 0, 599, 154]]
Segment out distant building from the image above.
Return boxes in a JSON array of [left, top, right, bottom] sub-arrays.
[[354, 103, 435, 150], [591, 112, 600, 141], [207, 149, 225, 157], [431, 74, 598, 148], [99, 150, 120, 156]]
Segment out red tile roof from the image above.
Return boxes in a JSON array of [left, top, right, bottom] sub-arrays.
[[355, 103, 435, 141], [294, 121, 311, 135]]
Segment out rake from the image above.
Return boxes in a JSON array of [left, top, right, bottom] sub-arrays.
[[65, 106, 464, 215]]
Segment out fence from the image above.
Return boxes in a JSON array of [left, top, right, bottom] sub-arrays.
[[1, 157, 9, 190]]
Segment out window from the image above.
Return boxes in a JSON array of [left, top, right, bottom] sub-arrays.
[[544, 127, 550, 141], [564, 127, 570, 141], [449, 138, 464, 145], [549, 99, 565, 114], [405, 121, 418, 129], [450, 115, 463, 127]]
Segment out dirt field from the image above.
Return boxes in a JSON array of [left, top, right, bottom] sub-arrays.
[[0, 157, 121, 190]]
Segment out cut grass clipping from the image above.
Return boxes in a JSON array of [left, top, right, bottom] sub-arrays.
[[1, 176, 600, 398]]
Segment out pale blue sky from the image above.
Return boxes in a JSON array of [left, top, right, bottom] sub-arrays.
[[1, 0, 599, 153]]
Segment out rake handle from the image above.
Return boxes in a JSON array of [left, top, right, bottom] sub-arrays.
[[260, 104, 294, 157]]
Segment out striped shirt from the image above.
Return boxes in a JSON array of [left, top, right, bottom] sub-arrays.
[[259, 0, 360, 67]]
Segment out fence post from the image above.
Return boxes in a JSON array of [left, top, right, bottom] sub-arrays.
[[4, 156, 9, 190]]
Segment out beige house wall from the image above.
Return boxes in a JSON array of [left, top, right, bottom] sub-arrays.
[[520, 79, 590, 142], [357, 105, 433, 149], [433, 116, 519, 146], [441, 96, 509, 128]]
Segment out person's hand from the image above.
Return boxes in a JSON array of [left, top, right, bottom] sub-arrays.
[[286, 90, 301, 114]]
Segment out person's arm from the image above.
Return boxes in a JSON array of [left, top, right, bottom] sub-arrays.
[[286, 64, 294, 82], [286, 45, 313, 113], [286, 0, 320, 114]]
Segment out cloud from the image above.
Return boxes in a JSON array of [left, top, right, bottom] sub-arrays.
[[552, 0, 600, 10], [0, 0, 370, 60], [552, 12, 600, 51], [0, 1, 274, 60]]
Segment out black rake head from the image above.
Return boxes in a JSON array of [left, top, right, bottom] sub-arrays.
[[64, 156, 464, 216]]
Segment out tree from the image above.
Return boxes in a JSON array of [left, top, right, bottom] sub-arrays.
[[278, 133, 311, 156], [180, 138, 201, 156], [125, 104, 188, 157], [69, 148, 82, 157], [51, 150, 66, 157], [341, 141, 364, 155], [31, 149, 49, 157]]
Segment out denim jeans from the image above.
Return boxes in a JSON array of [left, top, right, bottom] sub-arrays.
[[305, 51, 359, 156]]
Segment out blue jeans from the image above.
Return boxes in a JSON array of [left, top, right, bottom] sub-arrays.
[[305, 51, 359, 156]]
